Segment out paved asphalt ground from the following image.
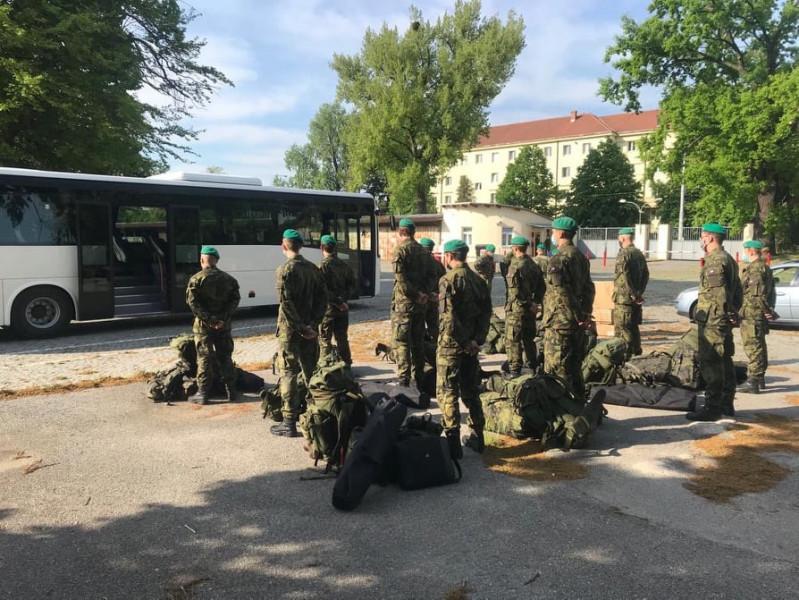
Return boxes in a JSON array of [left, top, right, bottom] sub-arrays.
[[2, 260, 799, 598]]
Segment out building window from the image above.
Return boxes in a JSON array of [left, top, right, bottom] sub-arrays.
[[501, 227, 513, 246], [490, 192, 496, 203], [582, 142, 591, 154], [508, 150, 516, 161], [561, 167, 571, 178], [474, 182, 482, 190], [544, 146, 552, 157], [627, 141, 636, 152], [475, 153, 483, 164], [563, 145, 571, 156], [444, 176, 452, 186], [444, 195, 452, 204], [491, 152, 499, 162], [462, 227, 472, 246], [490, 172, 499, 183]]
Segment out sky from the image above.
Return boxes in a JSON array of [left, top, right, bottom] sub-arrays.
[[160, 0, 660, 183]]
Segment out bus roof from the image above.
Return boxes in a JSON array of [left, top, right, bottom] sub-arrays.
[[0, 167, 375, 202]]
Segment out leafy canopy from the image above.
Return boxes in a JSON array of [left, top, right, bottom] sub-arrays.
[[332, 0, 524, 214], [495, 145, 556, 216]]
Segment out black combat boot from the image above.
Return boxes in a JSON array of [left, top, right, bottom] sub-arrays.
[[686, 408, 723, 422], [757, 376, 766, 390], [721, 404, 736, 418], [737, 378, 760, 394], [445, 429, 463, 460], [188, 388, 210, 405], [225, 384, 240, 402], [270, 419, 300, 437], [463, 427, 485, 454], [416, 391, 431, 410]]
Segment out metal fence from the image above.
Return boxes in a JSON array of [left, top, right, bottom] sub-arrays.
[[670, 226, 743, 241], [577, 227, 621, 241]]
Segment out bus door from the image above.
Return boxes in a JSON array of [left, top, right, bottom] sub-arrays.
[[335, 214, 371, 297], [77, 202, 114, 320], [169, 205, 200, 312], [358, 213, 376, 296]]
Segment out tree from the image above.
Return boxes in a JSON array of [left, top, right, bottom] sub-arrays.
[[333, 1, 525, 214], [0, 1, 231, 175], [495, 146, 556, 215], [600, 0, 799, 241], [273, 102, 350, 190], [456, 175, 475, 203], [565, 138, 640, 227], [206, 166, 225, 174]]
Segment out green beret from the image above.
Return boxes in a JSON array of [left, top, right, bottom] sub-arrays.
[[702, 222, 726, 235], [619, 227, 635, 235], [443, 239, 468, 253], [398, 217, 415, 228], [282, 228, 303, 241], [419, 237, 435, 248], [484, 244, 496, 252], [535, 243, 546, 250], [743, 239, 763, 249], [510, 235, 529, 246], [200, 245, 219, 258], [320, 234, 337, 246], [552, 216, 578, 232]]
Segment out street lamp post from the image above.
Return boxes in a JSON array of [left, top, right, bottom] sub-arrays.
[[618, 198, 643, 224]]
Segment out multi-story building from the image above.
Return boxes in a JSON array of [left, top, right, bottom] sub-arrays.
[[431, 109, 659, 210]]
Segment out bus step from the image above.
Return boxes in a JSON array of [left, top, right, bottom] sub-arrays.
[[114, 284, 160, 296], [114, 302, 168, 317], [115, 292, 163, 306]]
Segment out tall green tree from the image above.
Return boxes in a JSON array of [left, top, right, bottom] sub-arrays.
[[600, 0, 799, 240], [456, 175, 474, 203], [332, 0, 525, 214], [495, 145, 556, 215], [565, 138, 640, 227], [0, 0, 231, 175], [273, 102, 350, 190]]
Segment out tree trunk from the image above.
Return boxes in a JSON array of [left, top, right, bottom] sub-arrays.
[[756, 185, 774, 238], [415, 184, 428, 214]]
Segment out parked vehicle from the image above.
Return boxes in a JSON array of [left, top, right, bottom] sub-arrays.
[[675, 261, 799, 326]]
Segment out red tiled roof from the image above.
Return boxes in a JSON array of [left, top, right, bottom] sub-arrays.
[[475, 109, 659, 148]]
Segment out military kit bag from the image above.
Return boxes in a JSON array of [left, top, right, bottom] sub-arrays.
[[582, 338, 628, 386], [481, 313, 506, 355], [147, 361, 192, 403], [618, 352, 677, 387], [595, 383, 696, 412], [394, 431, 462, 490], [541, 388, 606, 450], [170, 334, 199, 375]]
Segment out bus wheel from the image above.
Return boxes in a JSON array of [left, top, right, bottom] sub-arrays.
[[11, 286, 74, 338]]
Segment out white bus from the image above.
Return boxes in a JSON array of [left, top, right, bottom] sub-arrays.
[[0, 168, 379, 338]]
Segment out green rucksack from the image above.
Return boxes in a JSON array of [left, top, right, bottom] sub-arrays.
[[170, 334, 198, 375], [146, 360, 192, 403], [619, 328, 701, 389], [582, 338, 629, 386], [481, 313, 506, 355]]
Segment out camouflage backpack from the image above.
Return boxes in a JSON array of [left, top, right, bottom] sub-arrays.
[[261, 352, 308, 422], [582, 338, 628, 386], [300, 354, 368, 470], [481, 313, 506, 355], [170, 334, 198, 375], [146, 360, 192, 403], [619, 328, 701, 389]]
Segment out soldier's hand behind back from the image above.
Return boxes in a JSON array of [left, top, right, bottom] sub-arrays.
[[301, 326, 318, 340]]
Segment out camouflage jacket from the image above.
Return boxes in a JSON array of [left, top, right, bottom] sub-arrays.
[[277, 254, 327, 339], [392, 238, 428, 311], [499, 250, 513, 280], [186, 267, 241, 333], [613, 245, 649, 305], [320, 254, 356, 314], [473, 254, 496, 286], [740, 257, 775, 320], [542, 242, 595, 331], [696, 247, 742, 328], [533, 255, 549, 274], [437, 264, 491, 354], [505, 254, 545, 317], [424, 251, 446, 295]]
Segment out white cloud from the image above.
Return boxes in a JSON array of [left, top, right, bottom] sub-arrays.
[[199, 35, 259, 84], [197, 86, 305, 120], [197, 124, 305, 146]]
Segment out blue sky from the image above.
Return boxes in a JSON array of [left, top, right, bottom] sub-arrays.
[[160, 0, 659, 182]]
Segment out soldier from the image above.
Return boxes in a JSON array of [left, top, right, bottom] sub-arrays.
[[436, 239, 492, 458], [533, 243, 549, 273], [390, 218, 430, 404], [419, 237, 446, 345], [612, 226, 650, 359], [737, 240, 776, 394], [504, 235, 545, 377], [473, 244, 497, 293], [543, 217, 595, 399], [687, 223, 742, 421], [186, 246, 241, 405], [271, 229, 327, 437], [319, 234, 357, 366], [499, 248, 513, 299]]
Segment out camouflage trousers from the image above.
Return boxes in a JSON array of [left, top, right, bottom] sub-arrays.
[[391, 305, 426, 387], [424, 300, 440, 344], [195, 330, 235, 392], [698, 324, 736, 412], [612, 303, 642, 359], [543, 327, 587, 399], [436, 350, 484, 433], [278, 336, 319, 420], [320, 310, 351, 365], [505, 312, 537, 372], [740, 318, 768, 379]]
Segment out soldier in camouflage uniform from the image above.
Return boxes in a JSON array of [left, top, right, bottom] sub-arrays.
[[319, 234, 357, 365], [390, 218, 431, 402], [533, 243, 549, 273], [543, 217, 595, 399], [186, 246, 241, 405], [504, 235, 545, 377], [473, 243, 497, 293], [271, 229, 328, 437], [687, 223, 742, 421], [737, 239, 776, 394], [436, 239, 492, 458], [419, 238, 446, 345], [612, 227, 650, 359], [499, 249, 514, 301]]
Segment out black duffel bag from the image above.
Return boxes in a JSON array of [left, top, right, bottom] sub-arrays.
[[596, 383, 696, 412], [394, 430, 462, 490]]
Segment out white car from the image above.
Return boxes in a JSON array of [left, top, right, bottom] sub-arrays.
[[675, 261, 799, 326]]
